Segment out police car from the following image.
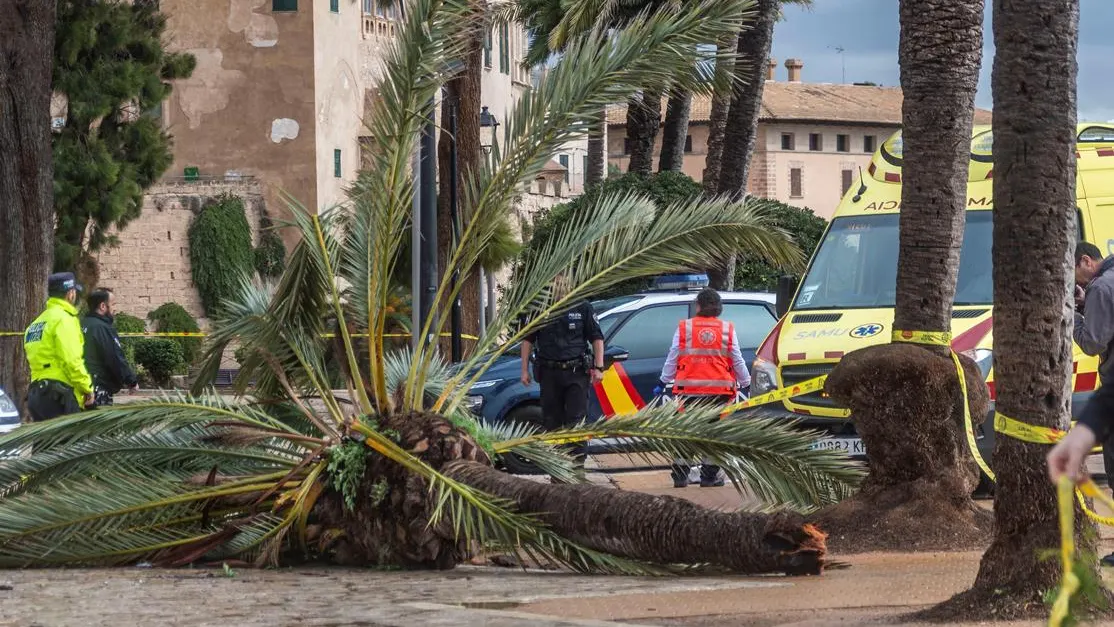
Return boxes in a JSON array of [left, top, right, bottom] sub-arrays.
[[464, 274, 778, 472], [0, 388, 18, 436]]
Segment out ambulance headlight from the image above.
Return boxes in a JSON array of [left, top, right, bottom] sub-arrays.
[[751, 358, 778, 395], [960, 348, 994, 379]]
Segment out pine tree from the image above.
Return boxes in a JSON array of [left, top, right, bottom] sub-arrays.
[[51, 0, 195, 281]]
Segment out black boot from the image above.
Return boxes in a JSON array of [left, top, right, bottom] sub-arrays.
[[699, 464, 725, 487], [671, 464, 690, 488]]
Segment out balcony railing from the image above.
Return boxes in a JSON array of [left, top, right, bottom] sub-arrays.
[[362, 14, 396, 40]]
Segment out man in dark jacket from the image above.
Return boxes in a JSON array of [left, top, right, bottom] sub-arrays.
[[82, 289, 138, 406], [1048, 242, 1114, 564]]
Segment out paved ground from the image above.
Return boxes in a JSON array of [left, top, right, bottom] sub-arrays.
[[4, 457, 1111, 627]]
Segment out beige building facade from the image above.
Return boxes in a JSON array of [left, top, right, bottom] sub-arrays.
[[607, 59, 992, 219]]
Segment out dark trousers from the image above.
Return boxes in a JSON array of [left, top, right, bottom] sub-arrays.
[[1079, 383, 1114, 495], [672, 394, 733, 482], [536, 363, 590, 463], [26, 380, 82, 422]]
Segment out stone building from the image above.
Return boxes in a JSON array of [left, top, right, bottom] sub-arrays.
[[606, 59, 994, 219]]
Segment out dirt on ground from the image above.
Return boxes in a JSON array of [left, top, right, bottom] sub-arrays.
[[1, 457, 1110, 627]]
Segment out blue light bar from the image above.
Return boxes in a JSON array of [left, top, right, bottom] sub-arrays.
[[651, 273, 710, 291]]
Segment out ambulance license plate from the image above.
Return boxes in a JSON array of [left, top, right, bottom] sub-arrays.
[[810, 437, 865, 455]]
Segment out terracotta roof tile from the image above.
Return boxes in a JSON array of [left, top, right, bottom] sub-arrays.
[[606, 82, 993, 126]]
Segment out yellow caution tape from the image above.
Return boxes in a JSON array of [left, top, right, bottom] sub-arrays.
[[891, 329, 953, 346], [995, 413, 1065, 445], [719, 374, 828, 416], [1050, 475, 1080, 627]]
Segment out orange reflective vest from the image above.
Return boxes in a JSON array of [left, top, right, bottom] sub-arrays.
[[674, 316, 736, 396]]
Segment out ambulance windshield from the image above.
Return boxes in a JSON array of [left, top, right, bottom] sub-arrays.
[[794, 211, 993, 310]]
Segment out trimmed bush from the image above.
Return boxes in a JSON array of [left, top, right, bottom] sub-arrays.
[[189, 193, 254, 316], [254, 214, 286, 279], [113, 312, 146, 368], [134, 339, 184, 387], [147, 302, 201, 366]]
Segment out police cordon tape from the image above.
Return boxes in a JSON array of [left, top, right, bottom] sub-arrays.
[[0, 331, 481, 340]]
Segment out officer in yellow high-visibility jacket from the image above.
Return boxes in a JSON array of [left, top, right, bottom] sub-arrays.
[[23, 273, 94, 421]]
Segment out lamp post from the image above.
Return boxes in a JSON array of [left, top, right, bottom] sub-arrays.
[[447, 99, 463, 363], [479, 105, 499, 155]]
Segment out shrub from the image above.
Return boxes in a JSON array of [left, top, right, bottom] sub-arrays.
[[189, 193, 254, 316], [254, 214, 286, 279], [734, 200, 827, 291], [113, 312, 146, 368], [133, 339, 184, 387], [147, 302, 201, 366]]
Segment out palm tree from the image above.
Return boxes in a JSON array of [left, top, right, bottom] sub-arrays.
[[658, 88, 692, 172], [0, 0, 861, 573], [0, 0, 55, 413], [810, 0, 991, 553], [923, 0, 1089, 619], [701, 32, 737, 195]]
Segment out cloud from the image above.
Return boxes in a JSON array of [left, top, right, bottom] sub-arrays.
[[772, 0, 1111, 120]]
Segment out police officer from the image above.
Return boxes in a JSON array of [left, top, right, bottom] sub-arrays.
[[519, 278, 606, 433], [659, 288, 751, 488], [24, 272, 95, 421], [82, 288, 139, 407]]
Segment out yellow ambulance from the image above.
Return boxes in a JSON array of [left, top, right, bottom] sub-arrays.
[[752, 123, 1114, 470]]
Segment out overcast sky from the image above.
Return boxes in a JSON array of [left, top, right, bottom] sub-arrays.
[[770, 0, 1111, 121]]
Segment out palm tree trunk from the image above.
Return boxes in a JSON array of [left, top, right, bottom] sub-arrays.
[[709, 2, 776, 290], [445, 460, 828, 575], [585, 107, 605, 188], [702, 81, 733, 196], [922, 0, 1091, 619], [0, 0, 56, 414], [811, 0, 989, 552], [437, 0, 486, 356], [658, 88, 692, 173], [625, 88, 663, 176]]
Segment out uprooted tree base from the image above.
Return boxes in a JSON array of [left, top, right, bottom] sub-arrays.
[[313, 410, 829, 574], [809, 344, 993, 553]]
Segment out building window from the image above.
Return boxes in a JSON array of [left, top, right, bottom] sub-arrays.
[[334, 149, 342, 178], [684, 135, 693, 153], [864, 135, 876, 153], [836, 134, 850, 152], [582, 155, 588, 181], [330, 0, 338, 12], [809, 133, 823, 151], [790, 167, 803, 198], [623, 137, 631, 155], [272, 0, 297, 12], [781, 133, 795, 150], [559, 154, 570, 183], [841, 169, 854, 196], [484, 29, 492, 68], [363, 0, 372, 13], [499, 23, 509, 74]]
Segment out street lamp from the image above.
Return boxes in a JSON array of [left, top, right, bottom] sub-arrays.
[[479, 106, 499, 154]]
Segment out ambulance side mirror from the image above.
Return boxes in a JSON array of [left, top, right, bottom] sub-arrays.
[[775, 275, 798, 318], [603, 345, 630, 367]]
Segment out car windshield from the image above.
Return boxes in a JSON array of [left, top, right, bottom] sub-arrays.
[[794, 211, 992, 310]]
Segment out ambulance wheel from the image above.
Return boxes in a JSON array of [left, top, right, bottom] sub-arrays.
[[498, 404, 546, 475]]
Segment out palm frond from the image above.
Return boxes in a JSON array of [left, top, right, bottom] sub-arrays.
[[410, 0, 754, 409], [441, 193, 800, 411], [473, 418, 581, 483], [493, 405, 864, 511]]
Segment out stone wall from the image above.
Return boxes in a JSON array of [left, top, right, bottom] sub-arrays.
[[94, 178, 266, 328]]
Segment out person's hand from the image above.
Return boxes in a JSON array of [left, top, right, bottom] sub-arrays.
[[83, 393, 95, 408], [652, 385, 664, 397], [590, 368, 604, 384], [1047, 423, 1097, 485], [520, 371, 532, 386], [1075, 284, 1087, 309]]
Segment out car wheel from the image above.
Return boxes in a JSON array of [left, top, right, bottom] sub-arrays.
[[498, 404, 547, 475]]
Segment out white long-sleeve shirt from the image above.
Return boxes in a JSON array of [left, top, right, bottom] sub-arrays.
[[660, 326, 751, 388]]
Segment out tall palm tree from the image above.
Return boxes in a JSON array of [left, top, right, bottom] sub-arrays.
[[924, 0, 1088, 619], [658, 88, 692, 172], [0, 0, 55, 413], [701, 32, 737, 195], [0, 0, 860, 573], [811, 0, 990, 552]]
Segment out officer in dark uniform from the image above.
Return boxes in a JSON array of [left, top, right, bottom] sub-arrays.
[[520, 296, 606, 432]]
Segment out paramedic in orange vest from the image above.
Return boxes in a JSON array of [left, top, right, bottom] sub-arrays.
[[659, 288, 750, 488]]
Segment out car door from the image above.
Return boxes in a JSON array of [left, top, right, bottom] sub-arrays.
[[719, 300, 778, 386], [590, 303, 689, 418]]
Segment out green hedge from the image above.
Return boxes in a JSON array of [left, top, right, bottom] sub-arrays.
[[134, 339, 183, 387], [147, 302, 201, 366], [254, 214, 286, 279], [113, 312, 146, 368], [189, 193, 254, 316]]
